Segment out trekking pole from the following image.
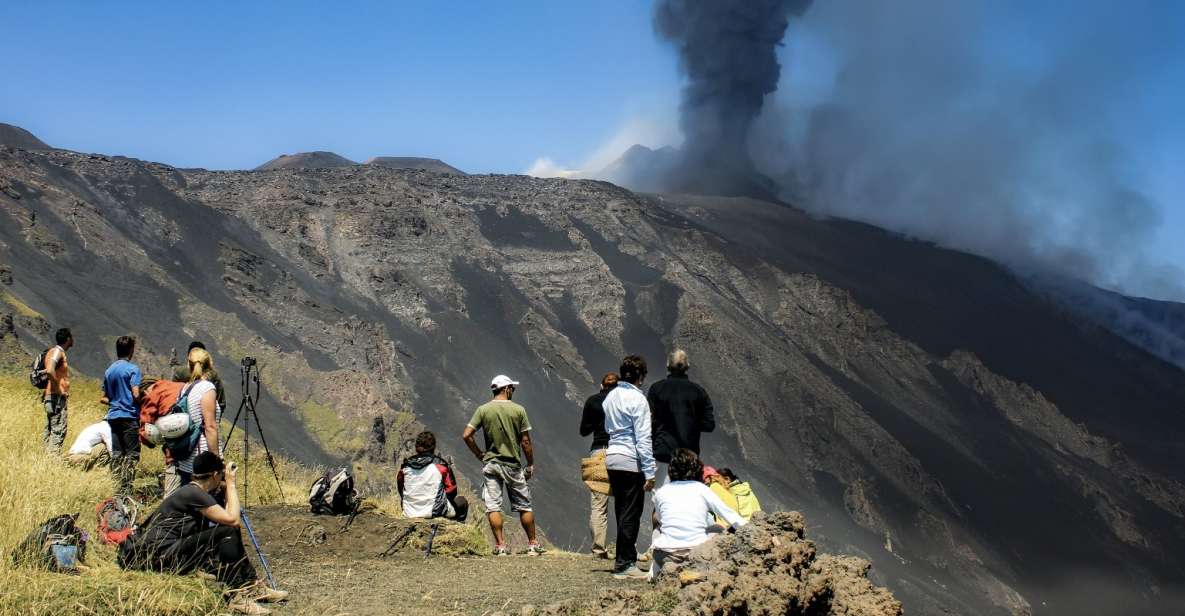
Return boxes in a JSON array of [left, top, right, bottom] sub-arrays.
[[424, 523, 440, 559], [379, 526, 417, 557], [241, 512, 277, 589], [341, 498, 363, 532]]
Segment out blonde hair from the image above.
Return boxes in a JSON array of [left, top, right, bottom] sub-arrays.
[[187, 347, 214, 382]]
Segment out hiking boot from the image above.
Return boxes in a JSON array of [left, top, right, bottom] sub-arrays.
[[525, 542, 547, 556], [493, 544, 511, 556], [612, 564, 649, 580], [591, 549, 610, 560], [228, 596, 271, 615]]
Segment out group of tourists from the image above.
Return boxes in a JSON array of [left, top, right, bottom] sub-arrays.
[[36, 325, 760, 611], [579, 350, 761, 580], [38, 332, 278, 615]]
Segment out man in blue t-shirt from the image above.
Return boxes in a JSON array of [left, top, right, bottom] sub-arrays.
[[103, 335, 142, 495]]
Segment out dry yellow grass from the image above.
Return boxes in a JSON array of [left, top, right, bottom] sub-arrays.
[[0, 375, 312, 615]]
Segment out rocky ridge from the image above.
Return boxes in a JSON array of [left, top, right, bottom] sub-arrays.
[[1, 131, 1183, 615]]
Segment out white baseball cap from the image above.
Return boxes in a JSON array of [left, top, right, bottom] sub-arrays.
[[490, 375, 520, 390]]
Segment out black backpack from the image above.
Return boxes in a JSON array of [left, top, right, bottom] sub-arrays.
[[309, 468, 358, 515], [11, 514, 87, 573], [29, 349, 49, 389]]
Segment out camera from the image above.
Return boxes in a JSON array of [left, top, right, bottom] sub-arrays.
[[241, 356, 257, 368]]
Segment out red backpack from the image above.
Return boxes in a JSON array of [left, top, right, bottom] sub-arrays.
[[96, 496, 139, 545]]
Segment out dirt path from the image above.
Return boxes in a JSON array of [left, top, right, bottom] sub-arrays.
[[245, 505, 642, 615]]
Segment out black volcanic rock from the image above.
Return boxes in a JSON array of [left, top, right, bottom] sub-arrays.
[[1, 146, 1183, 615], [255, 151, 355, 170], [0, 123, 51, 150], [365, 156, 464, 175]]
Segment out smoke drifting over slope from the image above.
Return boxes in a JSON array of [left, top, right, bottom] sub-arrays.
[[652, 0, 812, 198], [770, 0, 1185, 301]]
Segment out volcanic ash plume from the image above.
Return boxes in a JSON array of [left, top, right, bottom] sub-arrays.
[[653, 0, 813, 198]]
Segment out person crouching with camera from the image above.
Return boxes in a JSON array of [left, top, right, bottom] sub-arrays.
[[133, 452, 286, 614]]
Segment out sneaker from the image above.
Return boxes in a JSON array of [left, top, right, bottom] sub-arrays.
[[525, 543, 547, 556], [228, 596, 271, 615], [493, 544, 511, 556], [591, 549, 610, 560], [612, 564, 650, 580], [251, 585, 289, 603]]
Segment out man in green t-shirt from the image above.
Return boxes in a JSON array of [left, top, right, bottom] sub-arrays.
[[462, 375, 545, 556]]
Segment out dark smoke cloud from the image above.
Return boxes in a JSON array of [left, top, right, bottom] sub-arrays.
[[652, 0, 812, 198], [765, 0, 1184, 301]]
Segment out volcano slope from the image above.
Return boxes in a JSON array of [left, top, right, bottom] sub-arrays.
[[1, 139, 1184, 615]]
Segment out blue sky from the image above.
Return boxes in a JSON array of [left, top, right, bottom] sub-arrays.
[[2, 1, 1182, 292]]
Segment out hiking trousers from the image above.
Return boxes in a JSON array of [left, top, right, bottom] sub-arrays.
[[108, 418, 140, 495], [42, 394, 67, 453], [607, 468, 646, 572], [154, 526, 258, 589], [589, 490, 609, 555]]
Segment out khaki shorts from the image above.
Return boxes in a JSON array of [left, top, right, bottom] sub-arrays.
[[481, 462, 532, 513]]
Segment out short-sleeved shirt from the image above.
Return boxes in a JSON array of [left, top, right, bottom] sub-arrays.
[[468, 400, 532, 468], [103, 359, 142, 421], [141, 483, 218, 548]]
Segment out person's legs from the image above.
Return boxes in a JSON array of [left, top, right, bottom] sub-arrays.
[[162, 464, 182, 497], [450, 495, 469, 522], [158, 526, 259, 588], [505, 465, 536, 543], [480, 463, 507, 548], [44, 395, 68, 453], [109, 418, 141, 495], [607, 469, 645, 572], [83, 443, 110, 471], [589, 490, 610, 556]]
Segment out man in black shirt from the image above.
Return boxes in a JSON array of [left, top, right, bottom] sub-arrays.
[[647, 350, 715, 484], [579, 372, 617, 558], [131, 452, 286, 614]]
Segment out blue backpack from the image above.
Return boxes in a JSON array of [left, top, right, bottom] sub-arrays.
[[161, 384, 202, 462]]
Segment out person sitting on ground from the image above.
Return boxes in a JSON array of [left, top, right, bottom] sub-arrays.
[[137, 377, 186, 495], [133, 451, 286, 614], [702, 465, 741, 525], [398, 430, 469, 521], [719, 468, 762, 521], [66, 420, 112, 471], [650, 448, 747, 581]]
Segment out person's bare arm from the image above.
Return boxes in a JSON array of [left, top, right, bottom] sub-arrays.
[[201, 463, 242, 527], [520, 431, 534, 479], [131, 385, 141, 403], [652, 510, 660, 530], [462, 425, 484, 461], [200, 389, 219, 456]]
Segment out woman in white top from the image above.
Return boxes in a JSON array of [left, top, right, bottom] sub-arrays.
[[650, 448, 747, 580], [178, 348, 221, 482]]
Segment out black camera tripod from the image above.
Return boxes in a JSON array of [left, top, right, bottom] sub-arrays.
[[222, 357, 283, 503], [222, 357, 282, 588]]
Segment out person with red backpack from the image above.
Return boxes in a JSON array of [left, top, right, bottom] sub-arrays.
[[398, 431, 468, 521], [137, 377, 185, 495]]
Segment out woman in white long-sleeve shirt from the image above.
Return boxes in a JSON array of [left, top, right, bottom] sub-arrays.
[[602, 355, 657, 579], [650, 448, 747, 579]]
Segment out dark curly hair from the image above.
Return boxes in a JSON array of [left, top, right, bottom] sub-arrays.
[[667, 448, 703, 483], [619, 355, 648, 385], [414, 430, 436, 453]]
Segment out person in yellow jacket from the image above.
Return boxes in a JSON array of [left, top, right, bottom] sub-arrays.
[[701, 466, 740, 525], [720, 468, 762, 520]]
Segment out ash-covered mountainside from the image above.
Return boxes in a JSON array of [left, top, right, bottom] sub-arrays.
[[1, 138, 1184, 615]]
